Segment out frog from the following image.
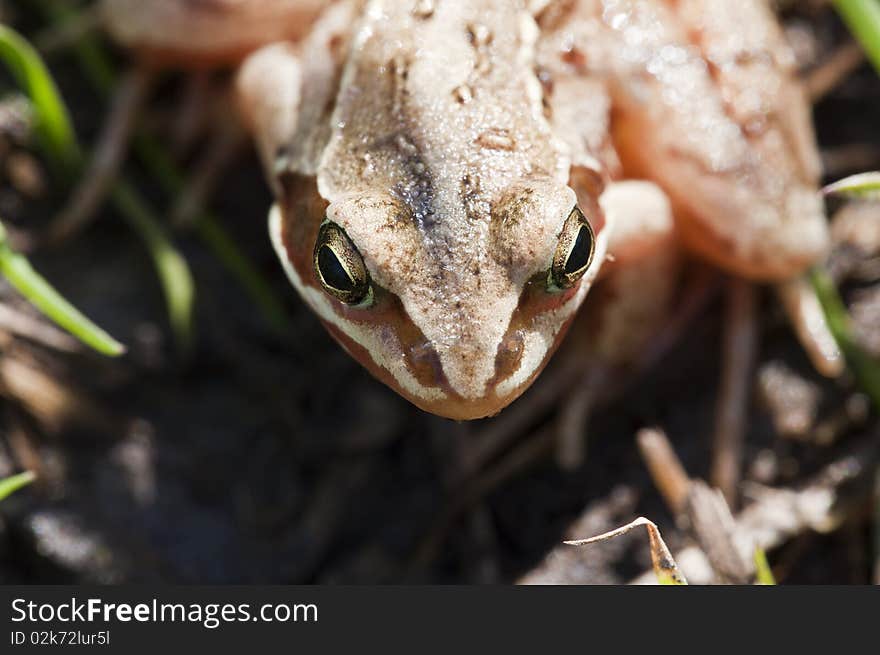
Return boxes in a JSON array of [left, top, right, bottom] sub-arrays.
[[101, 0, 831, 421]]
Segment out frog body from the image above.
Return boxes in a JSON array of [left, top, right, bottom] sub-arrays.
[[103, 0, 830, 419]]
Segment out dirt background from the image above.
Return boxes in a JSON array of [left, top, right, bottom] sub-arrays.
[[0, 2, 878, 584]]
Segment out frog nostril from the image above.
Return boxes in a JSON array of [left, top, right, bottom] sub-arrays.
[[494, 329, 526, 383], [406, 340, 446, 390]]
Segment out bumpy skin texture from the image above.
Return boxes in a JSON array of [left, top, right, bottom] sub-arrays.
[[109, 0, 829, 419], [537, 0, 828, 280], [265, 1, 609, 420]]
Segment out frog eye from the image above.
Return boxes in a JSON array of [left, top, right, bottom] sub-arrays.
[[548, 206, 596, 291], [314, 222, 373, 306]]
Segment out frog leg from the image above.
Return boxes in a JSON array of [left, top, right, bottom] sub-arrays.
[[539, 39, 682, 467], [556, 181, 682, 470], [561, 182, 759, 495], [537, 0, 841, 382], [605, 0, 828, 281], [101, 0, 328, 67], [235, 2, 356, 195], [235, 43, 304, 195], [588, 182, 682, 365], [662, 0, 843, 380]]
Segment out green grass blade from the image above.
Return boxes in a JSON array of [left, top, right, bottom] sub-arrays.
[[0, 20, 196, 351], [0, 470, 35, 502], [111, 183, 195, 351], [34, 0, 290, 333], [134, 137, 290, 332], [0, 221, 125, 355], [810, 267, 880, 410], [753, 547, 777, 585], [823, 171, 880, 199], [0, 24, 79, 169], [834, 0, 880, 76]]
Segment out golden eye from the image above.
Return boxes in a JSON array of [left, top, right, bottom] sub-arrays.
[[549, 206, 596, 291], [314, 222, 373, 306]]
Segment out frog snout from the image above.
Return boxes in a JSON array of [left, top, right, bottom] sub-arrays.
[[395, 328, 538, 421]]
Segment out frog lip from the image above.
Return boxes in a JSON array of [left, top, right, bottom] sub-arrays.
[[315, 324, 519, 420], [387, 342, 558, 421], [318, 319, 559, 420], [383, 320, 575, 420], [391, 377, 533, 421]]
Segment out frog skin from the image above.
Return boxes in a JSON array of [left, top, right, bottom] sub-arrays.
[[102, 0, 830, 420]]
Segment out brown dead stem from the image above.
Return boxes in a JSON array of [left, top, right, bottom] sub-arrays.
[[711, 278, 757, 507], [631, 435, 879, 584], [554, 365, 604, 471], [0, 354, 119, 435], [638, 426, 756, 583], [806, 40, 865, 103], [636, 427, 691, 515], [48, 66, 155, 244], [0, 303, 80, 353], [171, 113, 246, 228]]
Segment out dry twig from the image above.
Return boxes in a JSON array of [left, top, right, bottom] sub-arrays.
[[636, 427, 691, 514], [566, 517, 687, 585], [632, 436, 879, 584], [806, 40, 866, 102], [711, 278, 758, 506], [49, 66, 155, 244], [171, 117, 246, 228]]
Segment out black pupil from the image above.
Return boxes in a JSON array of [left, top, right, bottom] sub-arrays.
[[564, 225, 592, 275], [318, 245, 354, 291]]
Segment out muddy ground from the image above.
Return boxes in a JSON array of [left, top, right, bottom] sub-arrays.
[[0, 3, 878, 584]]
